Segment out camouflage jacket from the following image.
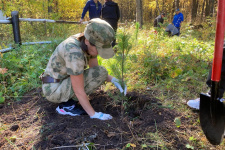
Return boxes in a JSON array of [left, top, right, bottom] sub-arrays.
[[44, 34, 90, 79]]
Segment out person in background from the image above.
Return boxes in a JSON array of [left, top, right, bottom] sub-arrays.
[[187, 42, 225, 110], [0, 68, 7, 74], [40, 19, 127, 120], [154, 12, 166, 28], [79, 0, 102, 23], [165, 24, 179, 36], [101, 0, 120, 47], [172, 8, 184, 35]]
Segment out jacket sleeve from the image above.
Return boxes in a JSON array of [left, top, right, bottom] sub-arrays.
[[153, 18, 157, 27], [81, 1, 90, 19], [116, 4, 120, 21], [172, 15, 175, 24], [154, 17, 160, 27]]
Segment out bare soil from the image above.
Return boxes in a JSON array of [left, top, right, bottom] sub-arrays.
[[0, 88, 224, 149]]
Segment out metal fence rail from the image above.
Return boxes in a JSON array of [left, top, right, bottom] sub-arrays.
[[0, 11, 87, 53], [0, 18, 86, 24], [0, 41, 52, 53]]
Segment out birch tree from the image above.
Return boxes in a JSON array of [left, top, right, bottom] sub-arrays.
[[136, 0, 143, 28]]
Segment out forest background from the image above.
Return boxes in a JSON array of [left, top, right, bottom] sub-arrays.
[[0, 0, 217, 24]]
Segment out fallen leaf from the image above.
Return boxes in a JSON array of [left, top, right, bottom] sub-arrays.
[[107, 132, 116, 138], [10, 136, 16, 142], [174, 117, 181, 128], [130, 143, 136, 147]]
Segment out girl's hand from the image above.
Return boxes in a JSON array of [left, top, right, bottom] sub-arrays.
[[90, 112, 113, 120], [111, 77, 127, 95]]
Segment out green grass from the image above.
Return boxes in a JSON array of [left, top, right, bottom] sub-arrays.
[[0, 22, 86, 100], [0, 21, 216, 103]]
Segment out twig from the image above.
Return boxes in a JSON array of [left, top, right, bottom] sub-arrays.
[[50, 143, 100, 149], [128, 124, 136, 141], [4, 137, 20, 150], [12, 103, 18, 120], [25, 97, 40, 112]]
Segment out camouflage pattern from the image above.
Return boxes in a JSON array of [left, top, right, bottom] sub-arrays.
[[44, 34, 88, 79], [42, 66, 108, 103], [42, 33, 108, 103], [84, 18, 115, 59]]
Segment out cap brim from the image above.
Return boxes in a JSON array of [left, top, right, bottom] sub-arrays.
[[97, 46, 114, 59]]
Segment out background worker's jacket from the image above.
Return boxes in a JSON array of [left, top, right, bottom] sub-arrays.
[[154, 15, 164, 27], [165, 24, 179, 35], [101, 1, 120, 21], [81, 0, 102, 19], [172, 12, 184, 28], [101, 1, 120, 31]]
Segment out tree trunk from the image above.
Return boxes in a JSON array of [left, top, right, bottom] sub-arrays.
[[156, 0, 161, 14], [191, 0, 198, 23], [209, 0, 215, 17], [136, 0, 143, 28], [201, 0, 206, 21], [120, 3, 123, 22], [162, 0, 165, 12], [174, 0, 179, 9], [54, 0, 58, 13], [48, 0, 53, 13], [149, 8, 152, 20], [171, 0, 175, 21], [205, 0, 214, 17]]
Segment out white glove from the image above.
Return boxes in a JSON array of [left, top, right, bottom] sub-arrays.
[[90, 112, 112, 120], [111, 77, 127, 95], [79, 18, 83, 23]]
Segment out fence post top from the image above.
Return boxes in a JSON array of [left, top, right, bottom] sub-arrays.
[[11, 11, 19, 15]]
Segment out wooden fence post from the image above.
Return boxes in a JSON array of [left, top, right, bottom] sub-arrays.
[[11, 11, 21, 45]]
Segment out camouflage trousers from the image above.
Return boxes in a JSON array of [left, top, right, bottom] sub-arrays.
[[42, 66, 108, 103]]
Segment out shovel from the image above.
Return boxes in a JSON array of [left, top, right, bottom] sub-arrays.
[[199, 0, 225, 145]]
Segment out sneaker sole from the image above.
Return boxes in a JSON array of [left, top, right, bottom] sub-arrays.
[[56, 107, 80, 116]]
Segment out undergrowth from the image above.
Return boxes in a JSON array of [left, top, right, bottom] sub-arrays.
[[0, 21, 216, 106]]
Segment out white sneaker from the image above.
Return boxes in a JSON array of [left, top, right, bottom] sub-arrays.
[[187, 98, 224, 110], [187, 98, 200, 110]]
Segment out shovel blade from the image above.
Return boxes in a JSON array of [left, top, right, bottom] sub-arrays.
[[200, 93, 225, 145]]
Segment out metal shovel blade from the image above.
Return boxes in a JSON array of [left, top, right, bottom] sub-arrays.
[[200, 93, 225, 145]]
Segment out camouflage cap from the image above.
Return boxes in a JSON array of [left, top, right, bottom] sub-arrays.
[[84, 18, 115, 59]]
